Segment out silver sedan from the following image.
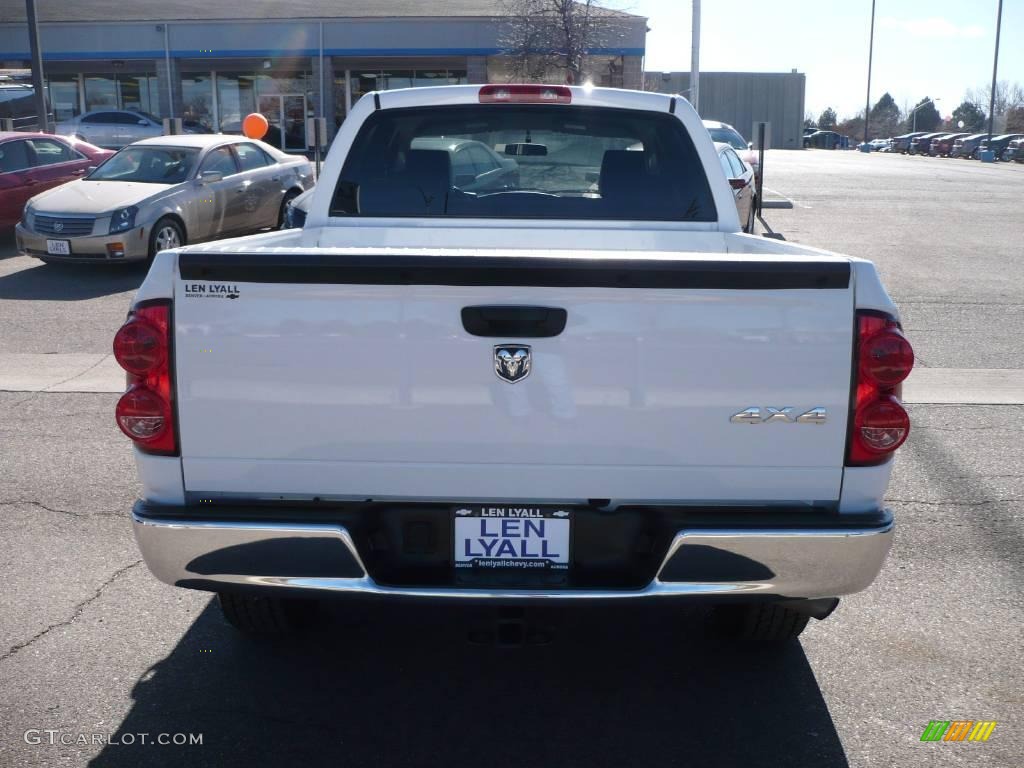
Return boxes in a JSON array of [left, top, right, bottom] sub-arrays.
[[15, 134, 313, 264]]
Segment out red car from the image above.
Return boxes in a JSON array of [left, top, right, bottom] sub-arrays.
[[0, 132, 113, 228]]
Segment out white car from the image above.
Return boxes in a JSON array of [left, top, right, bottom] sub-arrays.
[[56, 109, 166, 149], [715, 141, 756, 233], [703, 119, 760, 182], [120, 84, 913, 643]]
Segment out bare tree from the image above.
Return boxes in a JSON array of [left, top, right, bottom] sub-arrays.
[[498, 0, 627, 85], [962, 80, 1019, 133], [965, 80, 1024, 129]]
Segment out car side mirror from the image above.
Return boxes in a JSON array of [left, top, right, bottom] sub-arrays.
[[748, 142, 754, 150], [199, 170, 223, 184]]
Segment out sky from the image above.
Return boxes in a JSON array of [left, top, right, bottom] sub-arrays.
[[629, 0, 1023, 121]]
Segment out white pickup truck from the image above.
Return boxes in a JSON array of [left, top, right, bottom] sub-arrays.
[[116, 84, 914, 642]]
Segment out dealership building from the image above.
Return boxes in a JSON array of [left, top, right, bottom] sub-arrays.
[[646, 71, 807, 150], [0, 0, 647, 150]]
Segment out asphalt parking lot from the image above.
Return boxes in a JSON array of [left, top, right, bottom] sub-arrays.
[[0, 150, 1021, 767]]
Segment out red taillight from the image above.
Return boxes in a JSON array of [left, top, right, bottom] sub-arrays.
[[113, 319, 165, 375], [479, 84, 572, 104], [114, 300, 177, 455], [116, 387, 172, 442], [847, 311, 913, 466], [855, 396, 911, 453], [859, 326, 914, 386]]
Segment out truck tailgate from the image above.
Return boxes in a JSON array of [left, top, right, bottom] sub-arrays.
[[173, 250, 854, 505]]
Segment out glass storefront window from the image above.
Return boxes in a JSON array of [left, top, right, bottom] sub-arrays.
[[181, 73, 215, 131], [349, 70, 380, 106], [216, 73, 257, 133], [120, 75, 160, 115], [82, 73, 159, 115], [413, 70, 447, 88], [333, 75, 347, 131], [217, 70, 310, 150], [349, 69, 468, 106], [46, 76, 81, 122], [380, 71, 413, 90], [84, 76, 117, 111]]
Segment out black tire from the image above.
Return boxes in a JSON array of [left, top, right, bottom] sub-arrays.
[[278, 189, 301, 229], [712, 603, 810, 643], [148, 217, 184, 261], [744, 200, 756, 234], [217, 591, 316, 635]]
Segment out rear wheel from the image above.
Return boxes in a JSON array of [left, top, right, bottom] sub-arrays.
[[148, 217, 184, 261], [711, 603, 811, 643], [217, 591, 318, 635], [278, 189, 301, 229]]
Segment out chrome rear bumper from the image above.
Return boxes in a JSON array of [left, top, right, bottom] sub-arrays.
[[132, 504, 893, 601]]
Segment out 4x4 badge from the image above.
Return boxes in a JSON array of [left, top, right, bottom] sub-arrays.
[[730, 407, 827, 424]]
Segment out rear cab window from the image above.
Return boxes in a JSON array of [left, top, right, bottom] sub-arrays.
[[331, 104, 716, 221]]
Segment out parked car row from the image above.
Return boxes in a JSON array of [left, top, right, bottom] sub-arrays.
[[804, 130, 852, 149], [885, 130, 1024, 160], [7, 133, 314, 263]]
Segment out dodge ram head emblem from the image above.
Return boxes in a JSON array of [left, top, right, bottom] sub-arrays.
[[494, 345, 531, 383]]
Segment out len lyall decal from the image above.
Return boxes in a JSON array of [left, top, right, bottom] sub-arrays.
[[920, 720, 997, 742], [184, 283, 240, 300]]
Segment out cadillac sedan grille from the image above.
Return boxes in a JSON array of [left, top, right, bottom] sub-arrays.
[[34, 215, 96, 237]]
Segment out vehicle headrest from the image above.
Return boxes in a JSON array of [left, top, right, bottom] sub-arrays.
[[599, 150, 647, 197], [405, 149, 451, 181], [358, 149, 452, 216]]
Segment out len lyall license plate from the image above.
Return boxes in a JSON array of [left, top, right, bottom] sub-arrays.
[[46, 239, 71, 256], [453, 505, 571, 574]]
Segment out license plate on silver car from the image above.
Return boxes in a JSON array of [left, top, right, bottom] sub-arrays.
[[46, 239, 71, 255], [453, 505, 571, 574]]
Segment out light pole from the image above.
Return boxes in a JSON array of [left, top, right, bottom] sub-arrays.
[[690, 0, 700, 113], [911, 98, 939, 132], [25, 0, 49, 132], [983, 0, 1003, 161], [863, 0, 876, 147]]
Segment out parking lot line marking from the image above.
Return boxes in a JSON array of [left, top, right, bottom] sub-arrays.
[[903, 368, 1024, 405], [762, 186, 808, 209], [0, 353, 123, 393]]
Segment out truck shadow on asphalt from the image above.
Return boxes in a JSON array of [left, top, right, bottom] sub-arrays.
[[0, 261, 147, 301], [89, 600, 848, 767]]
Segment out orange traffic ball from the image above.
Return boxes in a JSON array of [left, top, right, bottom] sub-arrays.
[[242, 112, 269, 140]]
